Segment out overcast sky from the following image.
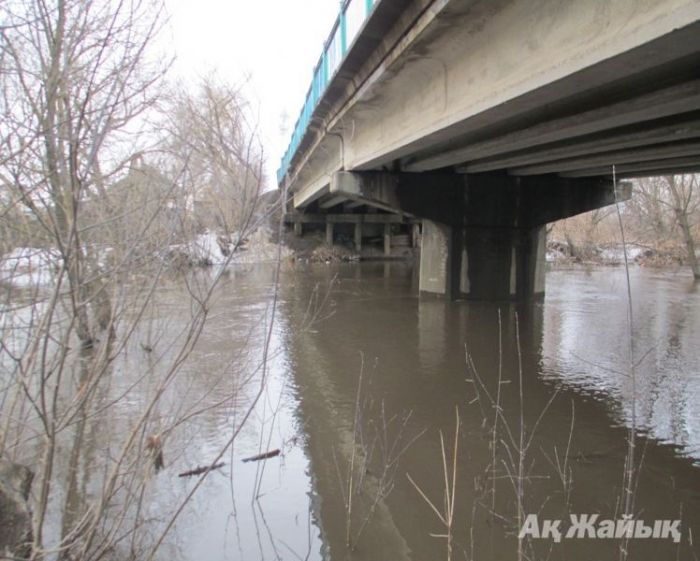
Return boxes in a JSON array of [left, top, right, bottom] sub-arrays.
[[164, 0, 341, 190]]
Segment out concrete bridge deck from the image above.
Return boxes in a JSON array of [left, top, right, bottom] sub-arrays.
[[279, 0, 700, 300]]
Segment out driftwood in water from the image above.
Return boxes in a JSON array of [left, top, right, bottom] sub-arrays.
[[241, 449, 280, 463], [177, 462, 225, 478]]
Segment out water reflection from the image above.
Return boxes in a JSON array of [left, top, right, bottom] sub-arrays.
[[6, 262, 699, 560], [283, 263, 700, 560], [4, 267, 324, 561], [543, 268, 700, 461]]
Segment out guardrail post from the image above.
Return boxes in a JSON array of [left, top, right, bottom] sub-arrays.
[[322, 52, 328, 87], [340, 10, 347, 54]]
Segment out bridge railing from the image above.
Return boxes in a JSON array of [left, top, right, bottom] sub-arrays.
[[277, 0, 375, 185]]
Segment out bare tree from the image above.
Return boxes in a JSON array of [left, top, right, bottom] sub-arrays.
[[628, 175, 700, 278], [0, 2, 281, 560], [626, 177, 677, 248], [665, 174, 700, 279], [1, 0, 171, 343], [555, 207, 617, 260], [551, 174, 700, 276], [162, 77, 265, 238]]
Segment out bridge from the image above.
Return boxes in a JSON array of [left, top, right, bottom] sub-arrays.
[[278, 0, 700, 300]]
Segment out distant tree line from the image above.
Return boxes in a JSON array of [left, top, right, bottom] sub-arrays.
[[551, 174, 699, 279]]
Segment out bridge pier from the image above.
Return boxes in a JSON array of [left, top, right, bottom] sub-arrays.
[[417, 172, 625, 300], [384, 223, 392, 256], [327, 170, 628, 301], [418, 220, 452, 296], [354, 221, 363, 251], [419, 220, 546, 300]]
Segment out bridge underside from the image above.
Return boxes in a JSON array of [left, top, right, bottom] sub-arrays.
[[282, 0, 700, 299]]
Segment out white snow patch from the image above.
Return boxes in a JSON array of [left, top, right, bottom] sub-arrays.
[[191, 230, 228, 264], [170, 228, 291, 267], [546, 249, 567, 263], [0, 247, 61, 288], [598, 244, 645, 263]]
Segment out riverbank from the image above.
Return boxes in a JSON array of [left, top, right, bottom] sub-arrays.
[[280, 229, 416, 263], [6, 230, 693, 292], [546, 239, 693, 269]]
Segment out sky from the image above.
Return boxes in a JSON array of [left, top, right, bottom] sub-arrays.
[[164, 0, 341, 190]]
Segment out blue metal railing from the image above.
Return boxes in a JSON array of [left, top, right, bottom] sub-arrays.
[[277, 0, 375, 185]]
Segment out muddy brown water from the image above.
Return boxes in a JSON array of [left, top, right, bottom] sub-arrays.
[[16, 262, 700, 560]]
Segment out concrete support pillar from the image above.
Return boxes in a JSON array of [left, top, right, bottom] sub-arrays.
[[419, 221, 546, 300], [412, 223, 421, 248], [458, 224, 546, 300], [326, 222, 334, 246], [419, 220, 454, 297], [294, 221, 303, 237], [418, 172, 552, 301], [354, 221, 363, 252], [384, 223, 391, 256]]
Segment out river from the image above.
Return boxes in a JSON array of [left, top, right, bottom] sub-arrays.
[[21, 262, 700, 560]]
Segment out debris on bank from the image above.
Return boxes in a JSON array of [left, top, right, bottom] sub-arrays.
[[308, 243, 359, 263], [282, 230, 416, 263], [546, 239, 688, 268]]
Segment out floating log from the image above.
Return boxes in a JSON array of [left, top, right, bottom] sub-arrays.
[[178, 462, 225, 478], [241, 449, 280, 463]]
